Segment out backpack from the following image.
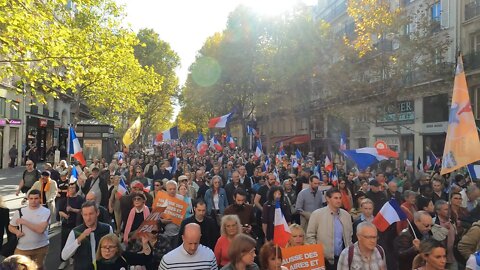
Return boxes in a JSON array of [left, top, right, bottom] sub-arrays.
[[348, 244, 385, 268]]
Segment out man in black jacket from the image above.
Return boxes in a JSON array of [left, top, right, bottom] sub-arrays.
[[178, 199, 219, 250], [366, 180, 387, 216]]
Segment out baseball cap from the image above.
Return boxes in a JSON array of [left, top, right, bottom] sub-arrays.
[[41, 170, 51, 176]]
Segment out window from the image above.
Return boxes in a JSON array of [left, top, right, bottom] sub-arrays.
[[0, 98, 5, 117], [473, 87, 480, 120], [423, 94, 448, 123], [10, 101, 19, 119], [472, 32, 480, 53], [431, 2, 441, 22]]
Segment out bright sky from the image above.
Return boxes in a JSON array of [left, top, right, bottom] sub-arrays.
[[118, 0, 317, 86]]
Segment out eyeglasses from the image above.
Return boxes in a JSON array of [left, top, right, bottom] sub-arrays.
[[100, 245, 117, 251], [360, 235, 378, 240], [136, 171, 142, 174], [154, 184, 161, 187]]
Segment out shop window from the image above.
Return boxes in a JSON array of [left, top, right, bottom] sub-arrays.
[[358, 138, 367, 148], [30, 104, 38, 114], [10, 101, 19, 119], [431, 2, 441, 22], [0, 98, 5, 117], [423, 94, 448, 123]]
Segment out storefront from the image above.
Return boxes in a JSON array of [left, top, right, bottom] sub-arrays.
[[76, 123, 115, 163], [26, 116, 54, 161]]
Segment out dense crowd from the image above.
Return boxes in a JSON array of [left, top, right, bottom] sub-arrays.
[[1, 142, 480, 270]]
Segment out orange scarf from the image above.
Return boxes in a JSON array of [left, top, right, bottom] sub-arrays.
[[39, 179, 51, 204], [340, 189, 351, 211]]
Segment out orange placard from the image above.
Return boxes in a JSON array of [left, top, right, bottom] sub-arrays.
[[281, 244, 325, 270], [152, 191, 188, 225], [136, 206, 166, 237]]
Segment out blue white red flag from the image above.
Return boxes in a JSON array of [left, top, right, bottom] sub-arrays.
[[340, 132, 347, 151], [255, 140, 263, 158], [68, 127, 86, 166], [155, 126, 179, 144], [467, 164, 480, 180], [373, 199, 407, 232], [341, 145, 398, 171], [226, 133, 235, 149], [209, 136, 223, 152], [196, 134, 208, 155], [247, 125, 258, 137], [273, 200, 291, 248], [325, 154, 333, 172], [116, 178, 128, 198], [208, 112, 233, 129]]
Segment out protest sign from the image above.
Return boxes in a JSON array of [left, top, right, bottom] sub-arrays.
[[136, 206, 166, 237], [152, 191, 188, 225], [281, 244, 325, 270]]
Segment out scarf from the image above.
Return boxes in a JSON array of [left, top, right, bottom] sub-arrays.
[[123, 205, 150, 244], [39, 179, 51, 204]]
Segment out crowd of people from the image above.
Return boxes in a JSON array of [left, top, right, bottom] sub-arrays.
[[2, 142, 480, 270]]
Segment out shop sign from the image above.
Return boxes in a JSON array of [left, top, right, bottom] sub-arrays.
[[8, 119, 22, 126], [376, 100, 414, 125], [39, 119, 47, 127], [0, 119, 6, 126]]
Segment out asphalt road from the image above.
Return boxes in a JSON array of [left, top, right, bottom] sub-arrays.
[[0, 165, 65, 269]]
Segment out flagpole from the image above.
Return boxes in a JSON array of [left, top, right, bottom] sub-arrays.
[[406, 219, 418, 239]]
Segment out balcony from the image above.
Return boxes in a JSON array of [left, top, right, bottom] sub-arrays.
[[464, 52, 480, 71], [465, 1, 480, 21]]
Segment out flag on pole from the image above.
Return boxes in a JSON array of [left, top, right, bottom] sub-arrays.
[[196, 134, 208, 155], [341, 143, 398, 171], [123, 116, 141, 147], [209, 136, 223, 152], [264, 157, 270, 172], [325, 154, 333, 172], [68, 127, 86, 166], [69, 166, 78, 183], [154, 126, 179, 144], [340, 132, 347, 150], [441, 56, 480, 174], [255, 140, 263, 158], [330, 167, 338, 186], [208, 112, 233, 128], [467, 164, 480, 180], [247, 125, 258, 137], [417, 157, 423, 172], [295, 149, 303, 161], [372, 199, 407, 232], [273, 200, 291, 248], [226, 133, 236, 149], [116, 178, 128, 198]]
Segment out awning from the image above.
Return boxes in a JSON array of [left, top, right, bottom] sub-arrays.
[[283, 134, 311, 145], [271, 136, 294, 144]]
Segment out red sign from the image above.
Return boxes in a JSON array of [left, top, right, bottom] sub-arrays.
[[39, 119, 47, 127]]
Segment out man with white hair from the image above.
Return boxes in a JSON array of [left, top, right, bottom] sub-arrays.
[[159, 223, 217, 270], [160, 180, 184, 242], [338, 222, 386, 270]]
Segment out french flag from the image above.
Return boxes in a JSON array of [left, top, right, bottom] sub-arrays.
[[263, 157, 270, 172], [69, 166, 78, 184], [155, 126, 179, 144], [425, 150, 440, 170], [196, 133, 208, 155], [373, 199, 407, 232], [273, 200, 291, 248], [330, 167, 338, 186], [68, 127, 86, 166], [342, 147, 398, 170], [208, 112, 232, 129], [226, 133, 235, 149], [295, 149, 303, 160], [116, 178, 128, 198], [467, 164, 480, 180], [325, 154, 333, 172], [209, 136, 223, 152], [247, 125, 258, 137], [340, 132, 347, 150], [255, 140, 263, 158]]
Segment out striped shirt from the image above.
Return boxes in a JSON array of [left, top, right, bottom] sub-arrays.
[[158, 244, 218, 270]]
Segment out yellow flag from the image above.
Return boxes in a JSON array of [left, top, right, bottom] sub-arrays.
[[441, 56, 480, 175], [123, 116, 141, 147]]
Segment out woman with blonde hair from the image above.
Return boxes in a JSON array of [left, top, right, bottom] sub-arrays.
[[286, 224, 305, 247], [0, 254, 38, 270], [412, 239, 447, 270], [95, 234, 128, 269], [215, 214, 243, 268], [220, 234, 259, 270], [177, 183, 193, 218]]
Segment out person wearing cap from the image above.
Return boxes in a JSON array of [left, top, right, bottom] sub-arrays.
[[178, 175, 196, 199], [365, 179, 387, 216], [27, 170, 58, 223], [44, 163, 60, 182]]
